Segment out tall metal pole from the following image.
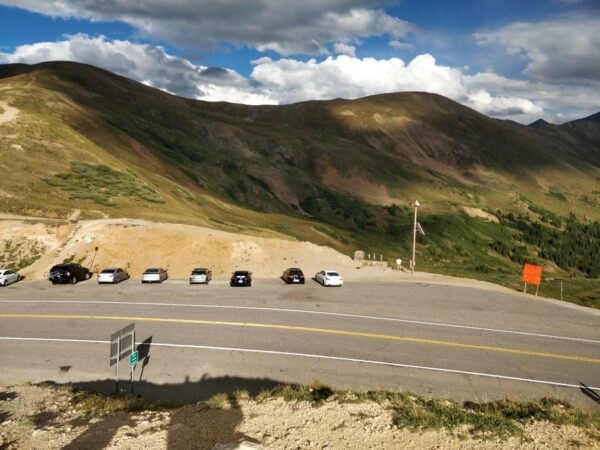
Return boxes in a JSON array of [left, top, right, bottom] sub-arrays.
[[411, 200, 419, 274]]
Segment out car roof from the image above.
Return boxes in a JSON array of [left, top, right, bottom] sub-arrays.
[[287, 267, 302, 271]]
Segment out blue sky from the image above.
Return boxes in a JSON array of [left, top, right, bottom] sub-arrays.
[[1, 0, 599, 123]]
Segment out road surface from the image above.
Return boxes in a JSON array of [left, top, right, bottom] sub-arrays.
[[0, 278, 598, 407]]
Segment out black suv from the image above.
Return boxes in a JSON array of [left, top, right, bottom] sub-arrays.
[[48, 263, 91, 284], [282, 267, 305, 284], [230, 270, 252, 287]]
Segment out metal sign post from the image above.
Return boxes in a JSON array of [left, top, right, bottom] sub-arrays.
[[129, 351, 139, 394], [110, 323, 135, 394]]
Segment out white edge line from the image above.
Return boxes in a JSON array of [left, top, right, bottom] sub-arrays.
[[1, 300, 599, 344], [0, 336, 598, 392]]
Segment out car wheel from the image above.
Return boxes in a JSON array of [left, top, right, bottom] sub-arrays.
[[85, 273, 91, 280], [71, 277, 77, 284], [2, 280, 7, 287]]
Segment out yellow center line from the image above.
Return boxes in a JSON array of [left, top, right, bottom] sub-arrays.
[[1, 313, 598, 364]]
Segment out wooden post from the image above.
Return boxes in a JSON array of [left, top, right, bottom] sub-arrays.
[[523, 282, 527, 294]]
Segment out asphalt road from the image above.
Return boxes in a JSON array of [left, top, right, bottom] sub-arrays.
[[0, 278, 599, 407]]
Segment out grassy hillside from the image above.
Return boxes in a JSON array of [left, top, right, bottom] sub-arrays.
[[0, 61, 599, 306]]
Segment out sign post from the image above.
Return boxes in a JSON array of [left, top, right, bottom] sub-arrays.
[[110, 323, 135, 394], [522, 264, 543, 296], [129, 351, 139, 394]]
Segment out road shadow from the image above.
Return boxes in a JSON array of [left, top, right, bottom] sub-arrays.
[[41, 375, 282, 449], [580, 382, 600, 405]]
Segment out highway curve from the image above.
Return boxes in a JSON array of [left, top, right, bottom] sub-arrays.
[[0, 278, 598, 407]]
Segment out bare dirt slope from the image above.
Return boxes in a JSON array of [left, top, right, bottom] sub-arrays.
[[3, 217, 522, 294]]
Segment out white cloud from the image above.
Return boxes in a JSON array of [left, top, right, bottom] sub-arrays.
[[4, 34, 599, 123], [333, 43, 356, 57], [475, 16, 600, 83], [0, 0, 415, 56], [0, 34, 277, 105], [389, 40, 415, 51]]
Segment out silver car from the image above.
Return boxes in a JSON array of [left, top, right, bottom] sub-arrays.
[[97, 268, 130, 284], [0, 269, 21, 286], [142, 268, 168, 284], [190, 268, 212, 284]]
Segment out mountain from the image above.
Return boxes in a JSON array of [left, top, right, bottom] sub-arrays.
[[1, 61, 599, 293], [527, 119, 552, 128]]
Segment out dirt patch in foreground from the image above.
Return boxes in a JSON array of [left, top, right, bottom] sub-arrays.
[[1, 385, 598, 450]]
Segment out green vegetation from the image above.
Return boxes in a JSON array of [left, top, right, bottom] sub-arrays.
[[1, 238, 46, 270], [45, 162, 165, 206], [392, 397, 599, 439], [546, 190, 567, 202]]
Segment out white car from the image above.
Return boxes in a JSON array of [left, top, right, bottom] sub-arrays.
[[190, 268, 212, 284], [0, 269, 21, 286], [315, 269, 343, 287], [98, 268, 130, 284], [141, 268, 168, 284]]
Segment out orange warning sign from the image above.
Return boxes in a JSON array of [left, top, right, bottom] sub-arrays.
[[522, 263, 542, 286]]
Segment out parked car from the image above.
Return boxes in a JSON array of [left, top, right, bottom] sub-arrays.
[[315, 269, 343, 287], [230, 270, 252, 287], [48, 263, 91, 284], [97, 268, 130, 284], [190, 268, 212, 284], [141, 268, 168, 284], [282, 267, 305, 284], [0, 269, 21, 286]]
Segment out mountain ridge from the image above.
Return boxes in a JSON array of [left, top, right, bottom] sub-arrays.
[[1, 61, 599, 297]]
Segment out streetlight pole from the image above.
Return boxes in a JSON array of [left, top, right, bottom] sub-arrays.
[[411, 200, 419, 274]]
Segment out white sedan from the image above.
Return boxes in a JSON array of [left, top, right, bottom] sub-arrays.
[[315, 270, 343, 287], [0, 269, 21, 286]]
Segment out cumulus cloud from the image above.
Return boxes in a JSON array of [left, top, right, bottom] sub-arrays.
[[0, 0, 415, 55], [475, 16, 600, 83], [333, 43, 356, 57], [389, 40, 415, 51], [4, 34, 598, 123], [0, 34, 277, 104]]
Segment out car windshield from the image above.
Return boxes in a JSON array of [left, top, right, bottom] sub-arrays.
[[145, 269, 159, 273], [192, 270, 206, 275], [234, 271, 249, 276], [101, 269, 116, 274], [327, 272, 340, 277], [289, 270, 302, 276]]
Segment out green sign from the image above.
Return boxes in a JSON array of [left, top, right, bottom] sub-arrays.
[[129, 351, 139, 367]]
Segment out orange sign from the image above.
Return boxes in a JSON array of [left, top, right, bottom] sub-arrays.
[[522, 263, 542, 286]]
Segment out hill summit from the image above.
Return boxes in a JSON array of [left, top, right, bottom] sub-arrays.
[[0, 61, 599, 297]]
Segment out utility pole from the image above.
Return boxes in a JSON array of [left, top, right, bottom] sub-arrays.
[[411, 200, 419, 274]]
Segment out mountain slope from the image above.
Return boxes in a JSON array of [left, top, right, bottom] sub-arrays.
[[1, 61, 599, 301]]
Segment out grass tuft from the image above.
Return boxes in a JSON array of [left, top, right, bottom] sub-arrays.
[[45, 162, 165, 206]]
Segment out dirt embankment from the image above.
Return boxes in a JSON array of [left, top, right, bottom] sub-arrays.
[[0, 217, 526, 294], [1, 385, 597, 450]]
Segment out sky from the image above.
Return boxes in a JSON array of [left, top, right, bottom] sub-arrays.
[[1, 0, 599, 123]]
